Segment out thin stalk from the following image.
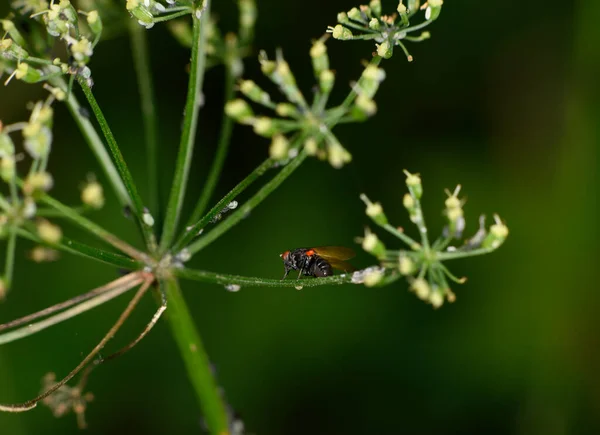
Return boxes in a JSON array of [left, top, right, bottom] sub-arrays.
[[16, 227, 140, 270], [50, 77, 130, 208], [128, 21, 160, 218], [176, 267, 358, 288], [0, 272, 143, 332], [162, 277, 229, 434], [0, 277, 153, 412], [187, 59, 237, 225], [382, 223, 421, 250], [77, 77, 156, 252], [160, 3, 211, 251], [0, 274, 143, 345], [187, 149, 309, 256], [173, 157, 275, 253], [4, 228, 16, 289], [436, 246, 498, 261], [38, 193, 149, 263]]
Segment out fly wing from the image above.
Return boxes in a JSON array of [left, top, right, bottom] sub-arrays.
[[327, 259, 356, 272], [312, 246, 356, 261]]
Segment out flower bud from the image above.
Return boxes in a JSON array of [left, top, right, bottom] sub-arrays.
[[268, 135, 288, 160], [429, 290, 444, 308], [403, 169, 422, 199], [310, 39, 329, 77], [425, 0, 443, 20], [326, 138, 351, 169], [23, 122, 52, 159], [239, 0, 257, 41], [361, 228, 386, 259], [347, 7, 363, 22], [225, 99, 254, 124], [337, 12, 349, 24], [22, 198, 37, 218], [239, 80, 270, 105], [376, 40, 393, 59], [359, 64, 386, 99], [252, 117, 277, 137], [329, 25, 353, 41], [482, 215, 508, 249], [368, 18, 381, 30], [126, 0, 154, 28], [37, 220, 62, 244], [0, 132, 15, 158], [15, 63, 43, 83], [353, 95, 377, 118], [319, 69, 335, 94], [30, 246, 60, 263], [87, 10, 103, 36], [23, 172, 54, 195], [370, 0, 382, 17], [411, 278, 430, 300], [304, 137, 319, 155], [0, 156, 15, 182], [360, 193, 388, 226], [402, 193, 415, 211], [363, 268, 384, 287], [275, 103, 299, 118], [0, 39, 29, 61], [81, 181, 105, 209], [399, 256, 416, 275], [70, 37, 93, 66]]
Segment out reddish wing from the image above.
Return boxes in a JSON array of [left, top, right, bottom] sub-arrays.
[[312, 246, 356, 261], [326, 258, 356, 272]]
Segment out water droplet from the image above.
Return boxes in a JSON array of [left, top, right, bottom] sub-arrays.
[[295, 285, 303, 290], [225, 284, 241, 292]]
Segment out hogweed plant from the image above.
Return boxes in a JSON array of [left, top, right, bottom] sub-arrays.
[[0, 0, 507, 433]]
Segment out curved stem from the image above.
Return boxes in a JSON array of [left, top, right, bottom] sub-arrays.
[[50, 77, 131, 208], [187, 59, 237, 227], [160, 3, 211, 251], [173, 157, 274, 253], [129, 20, 160, 219], [77, 77, 156, 252], [176, 267, 359, 288], [187, 148, 308, 256], [162, 277, 229, 434]]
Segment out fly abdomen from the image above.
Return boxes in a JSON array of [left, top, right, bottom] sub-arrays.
[[311, 255, 333, 277]]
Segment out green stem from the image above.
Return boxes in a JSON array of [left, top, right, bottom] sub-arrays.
[[382, 223, 421, 250], [38, 192, 148, 263], [436, 246, 498, 261], [50, 77, 131, 208], [4, 228, 16, 288], [128, 20, 160, 219], [187, 149, 308, 256], [176, 267, 359, 288], [160, 4, 211, 251], [16, 227, 140, 270], [187, 60, 237, 226], [77, 77, 156, 252], [162, 277, 229, 434], [173, 157, 275, 253]]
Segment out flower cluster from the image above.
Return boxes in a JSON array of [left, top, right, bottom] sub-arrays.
[[0, 97, 105, 299], [327, 0, 443, 61], [225, 40, 386, 168], [358, 171, 508, 308], [126, 0, 196, 30]]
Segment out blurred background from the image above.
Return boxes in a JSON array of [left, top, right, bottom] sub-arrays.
[[0, 0, 598, 434]]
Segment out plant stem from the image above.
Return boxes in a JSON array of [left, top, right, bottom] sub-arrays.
[[16, 227, 140, 270], [160, 3, 211, 251], [38, 192, 149, 263], [186, 59, 237, 226], [436, 246, 498, 261], [50, 77, 131, 208], [162, 277, 229, 434], [187, 149, 308, 256], [0, 274, 142, 345], [173, 156, 275, 253], [382, 223, 421, 250], [4, 227, 16, 288], [128, 20, 160, 220], [176, 268, 359, 288], [77, 77, 156, 252]]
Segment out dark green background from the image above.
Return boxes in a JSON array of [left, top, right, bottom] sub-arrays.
[[0, 0, 598, 434]]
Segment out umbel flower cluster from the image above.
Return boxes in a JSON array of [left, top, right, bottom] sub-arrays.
[[359, 171, 508, 308], [0, 0, 507, 432]]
